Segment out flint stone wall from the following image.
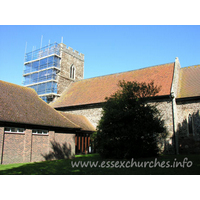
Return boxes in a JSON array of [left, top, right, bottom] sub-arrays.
[[176, 99, 200, 153]]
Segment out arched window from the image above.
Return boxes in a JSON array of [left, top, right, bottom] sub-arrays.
[[70, 64, 75, 79], [188, 114, 193, 135]]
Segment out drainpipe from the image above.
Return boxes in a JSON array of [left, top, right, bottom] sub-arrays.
[[171, 92, 178, 154], [1, 129, 5, 164]]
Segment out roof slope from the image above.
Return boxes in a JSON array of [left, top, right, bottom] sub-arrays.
[[52, 63, 175, 108], [177, 65, 200, 98], [0, 80, 80, 129], [60, 112, 96, 132]]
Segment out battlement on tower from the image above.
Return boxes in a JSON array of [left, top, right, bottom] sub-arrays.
[[59, 43, 84, 61]]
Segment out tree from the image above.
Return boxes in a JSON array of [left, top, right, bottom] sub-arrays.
[[95, 80, 167, 159]]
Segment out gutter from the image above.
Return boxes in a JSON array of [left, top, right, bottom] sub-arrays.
[[176, 96, 200, 102], [54, 95, 172, 111], [0, 121, 81, 134]]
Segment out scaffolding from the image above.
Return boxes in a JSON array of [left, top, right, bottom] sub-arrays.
[[23, 43, 61, 103], [25, 42, 60, 63]]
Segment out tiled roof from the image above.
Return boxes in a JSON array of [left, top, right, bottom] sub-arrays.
[[60, 112, 96, 132], [0, 80, 80, 129], [177, 65, 200, 98], [52, 63, 175, 108]]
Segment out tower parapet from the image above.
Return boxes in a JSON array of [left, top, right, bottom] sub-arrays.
[[59, 43, 84, 61]]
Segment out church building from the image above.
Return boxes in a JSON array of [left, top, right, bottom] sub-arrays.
[[2, 42, 199, 165], [51, 56, 200, 154]]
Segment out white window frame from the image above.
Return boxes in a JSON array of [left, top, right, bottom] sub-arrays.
[[32, 129, 48, 135], [4, 127, 25, 134]]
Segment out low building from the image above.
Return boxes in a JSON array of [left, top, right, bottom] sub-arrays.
[[60, 112, 96, 154], [0, 80, 94, 164]]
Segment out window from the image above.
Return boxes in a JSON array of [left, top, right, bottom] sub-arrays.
[[5, 127, 25, 133], [188, 114, 193, 135], [70, 64, 75, 79], [32, 129, 48, 135]]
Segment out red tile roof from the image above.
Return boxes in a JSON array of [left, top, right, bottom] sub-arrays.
[[52, 63, 175, 108], [177, 65, 200, 98], [60, 112, 96, 132], [0, 80, 80, 129]]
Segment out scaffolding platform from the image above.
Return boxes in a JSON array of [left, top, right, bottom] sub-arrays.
[[23, 43, 61, 103]]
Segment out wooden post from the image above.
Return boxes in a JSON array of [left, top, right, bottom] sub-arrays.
[[77, 134, 80, 154], [88, 136, 91, 153], [80, 134, 82, 154], [82, 134, 84, 153], [85, 134, 88, 154], [75, 135, 77, 154]]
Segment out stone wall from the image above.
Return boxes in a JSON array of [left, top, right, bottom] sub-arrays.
[[64, 99, 174, 136], [65, 105, 103, 128], [57, 43, 84, 94], [176, 99, 200, 153], [62, 97, 200, 154], [150, 100, 173, 137], [63, 99, 175, 153], [146, 99, 174, 153]]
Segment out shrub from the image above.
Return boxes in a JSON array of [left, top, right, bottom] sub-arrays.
[[95, 80, 167, 159]]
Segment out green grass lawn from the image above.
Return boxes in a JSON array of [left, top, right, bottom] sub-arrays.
[[0, 153, 199, 175]]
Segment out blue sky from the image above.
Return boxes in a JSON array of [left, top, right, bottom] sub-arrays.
[[0, 25, 200, 86], [0, 1, 199, 195]]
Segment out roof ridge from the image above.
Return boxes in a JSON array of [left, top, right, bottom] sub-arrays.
[[0, 80, 36, 94], [60, 112, 96, 131], [0, 80, 80, 129], [0, 80, 24, 88], [59, 112, 81, 129], [181, 64, 200, 69], [74, 62, 175, 82]]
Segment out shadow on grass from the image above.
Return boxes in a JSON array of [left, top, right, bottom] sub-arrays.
[[0, 154, 200, 175], [0, 154, 100, 175]]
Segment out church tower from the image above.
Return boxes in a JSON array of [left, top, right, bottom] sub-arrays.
[[23, 42, 84, 104], [57, 43, 84, 94]]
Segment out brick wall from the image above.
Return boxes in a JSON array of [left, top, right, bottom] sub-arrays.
[[3, 132, 25, 164], [31, 134, 49, 162], [0, 127, 75, 165], [55, 132, 75, 156], [23, 129, 32, 163]]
